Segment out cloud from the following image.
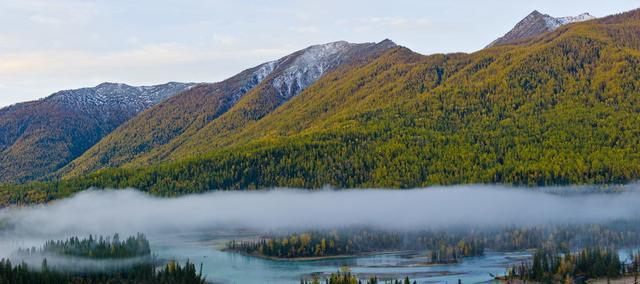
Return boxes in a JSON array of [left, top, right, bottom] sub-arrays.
[[212, 35, 239, 45], [0, 43, 288, 77], [0, 44, 192, 76], [369, 17, 433, 28], [289, 26, 319, 33], [28, 14, 63, 25], [336, 17, 433, 32], [19, 0, 98, 26], [0, 34, 18, 49]]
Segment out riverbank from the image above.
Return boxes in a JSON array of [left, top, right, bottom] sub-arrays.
[[225, 248, 474, 266], [224, 248, 415, 262]]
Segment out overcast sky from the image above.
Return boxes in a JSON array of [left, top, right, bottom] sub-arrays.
[[0, 0, 637, 107]]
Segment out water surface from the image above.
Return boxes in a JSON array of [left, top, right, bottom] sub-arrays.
[[150, 232, 528, 284]]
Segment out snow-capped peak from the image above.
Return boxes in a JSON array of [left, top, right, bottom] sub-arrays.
[[556, 13, 596, 25], [48, 82, 194, 114], [541, 12, 595, 30], [488, 10, 597, 47], [271, 41, 364, 100], [223, 39, 395, 107]]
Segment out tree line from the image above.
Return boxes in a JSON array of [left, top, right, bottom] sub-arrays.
[[0, 258, 205, 284], [228, 222, 640, 261], [1, 234, 206, 284], [18, 233, 150, 259], [505, 247, 633, 283], [301, 270, 417, 284], [227, 229, 485, 261]]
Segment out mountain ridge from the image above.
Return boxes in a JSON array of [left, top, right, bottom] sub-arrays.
[[60, 39, 397, 177], [0, 81, 194, 183], [487, 10, 596, 47], [41, 8, 640, 194]]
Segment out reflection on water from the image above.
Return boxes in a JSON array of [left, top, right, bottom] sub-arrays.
[[150, 232, 529, 284]]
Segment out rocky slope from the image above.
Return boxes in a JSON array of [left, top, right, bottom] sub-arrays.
[[0, 82, 193, 183], [488, 10, 595, 47]]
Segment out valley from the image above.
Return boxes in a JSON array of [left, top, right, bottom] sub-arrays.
[[1, 4, 640, 283], [2, 187, 640, 283]]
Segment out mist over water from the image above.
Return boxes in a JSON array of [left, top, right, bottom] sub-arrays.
[[1, 185, 640, 238], [2, 185, 640, 273], [11, 253, 151, 272]]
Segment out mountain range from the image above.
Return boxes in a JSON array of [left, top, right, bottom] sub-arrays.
[[59, 39, 396, 178], [2, 8, 640, 205], [0, 82, 193, 183]]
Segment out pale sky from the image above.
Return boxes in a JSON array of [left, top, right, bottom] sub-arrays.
[[0, 0, 637, 107]]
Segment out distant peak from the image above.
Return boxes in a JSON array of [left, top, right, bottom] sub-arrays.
[[378, 39, 397, 47], [314, 40, 350, 47], [556, 12, 596, 25], [487, 10, 596, 47], [528, 10, 544, 17], [96, 82, 129, 88], [569, 12, 595, 20]]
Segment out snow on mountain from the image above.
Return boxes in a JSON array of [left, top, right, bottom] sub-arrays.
[[231, 60, 278, 103], [0, 81, 194, 183], [209, 40, 396, 105], [488, 11, 596, 47], [556, 13, 596, 25], [270, 40, 396, 100], [272, 41, 353, 99], [49, 82, 194, 113]]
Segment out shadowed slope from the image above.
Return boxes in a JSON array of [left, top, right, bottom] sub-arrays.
[[60, 62, 278, 178], [0, 82, 192, 183]]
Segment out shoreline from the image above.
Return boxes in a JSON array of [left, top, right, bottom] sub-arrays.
[[223, 249, 414, 262], [224, 248, 469, 266]]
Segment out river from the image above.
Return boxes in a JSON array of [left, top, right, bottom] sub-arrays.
[[3, 187, 640, 283], [150, 232, 530, 284]]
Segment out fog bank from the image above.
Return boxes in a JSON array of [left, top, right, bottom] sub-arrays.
[[11, 253, 151, 272], [1, 185, 640, 239]]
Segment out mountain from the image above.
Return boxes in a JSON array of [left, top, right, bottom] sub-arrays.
[[3, 8, 640, 205], [0, 82, 193, 183], [61, 40, 397, 177], [487, 10, 596, 47]]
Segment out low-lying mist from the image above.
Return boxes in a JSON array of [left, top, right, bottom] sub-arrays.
[[1, 185, 640, 238], [2, 185, 639, 274], [11, 253, 151, 272]]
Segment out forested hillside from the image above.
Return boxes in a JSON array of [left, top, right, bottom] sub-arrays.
[[57, 64, 277, 178], [61, 40, 396, 178], [0, 82, 192, 184], [2, 9, 640, 205]]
